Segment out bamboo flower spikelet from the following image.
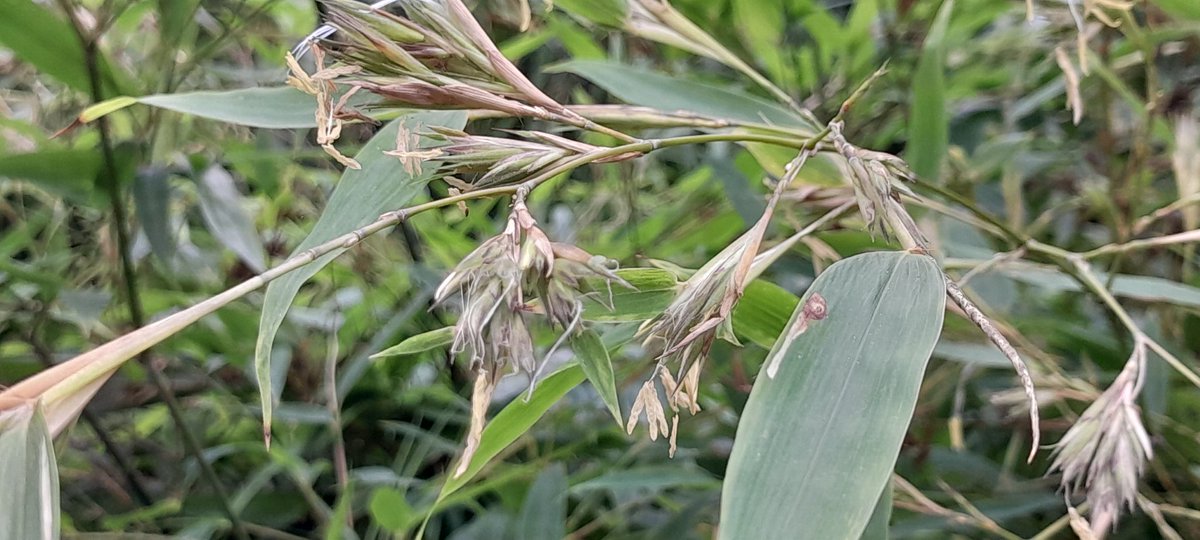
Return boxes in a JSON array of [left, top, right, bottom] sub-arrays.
[[430, 127, 639, 189], [1050, 338, 1153, 535], [306, 0, 635, 141], [434, 198, 631, 476]]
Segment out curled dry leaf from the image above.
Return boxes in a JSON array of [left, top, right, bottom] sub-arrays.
[[455, 368, 498, 478], [1055, 46, 1083, 125]]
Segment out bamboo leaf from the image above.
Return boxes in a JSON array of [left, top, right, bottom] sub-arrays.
[[907, 0, 954, 183], [0, 402, 60, 540], [254, 111, 467, 442], [82, 87, 377, 129], [194, 165, 267, 272], [132, 167, 177, 266], [435, 365, 585, 501], [368, 487, 417, 532], [720, 251, 946, 539], [371, 327, 455, 359], [859, 482, 894, 540], [0, 149, 100, 203], [548, 60, 816, 131], [570, 329, 622, 425], [552, 0, 627, 27], [515, 464, 568, 540], [0, 0, 130, 96]]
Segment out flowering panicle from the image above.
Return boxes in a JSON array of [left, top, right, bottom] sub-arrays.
[[630, 151, 824, 447], [433, 197, 631, 476], [1049, 338, 1153, 534]]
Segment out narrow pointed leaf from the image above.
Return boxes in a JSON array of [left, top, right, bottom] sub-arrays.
[[437, 365, 585, 501], [548, 60, 816, 131], [515, 464, 568, 540], [82, 87, 377, 129], [720, 251, 945, 540], [195, 165, 266, 272], [907, 0, 954, 182], [371, 327, 455, 359], [255, 111, 467, 441], [570, 329, 622, 425]]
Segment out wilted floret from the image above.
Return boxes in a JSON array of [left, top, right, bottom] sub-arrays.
[[1050, 343, 1153, 533], [829, 121, 922, 243], [433, 198, 631, 476]]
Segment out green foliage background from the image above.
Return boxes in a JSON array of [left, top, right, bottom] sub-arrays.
[[1, 0, 1199, 538]]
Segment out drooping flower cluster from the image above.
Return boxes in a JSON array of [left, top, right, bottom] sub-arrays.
[[629, 151, 825, 450], [433, 198, 630, 476], [829, 121, 924, 245], [1050, 339, 1153, 534]]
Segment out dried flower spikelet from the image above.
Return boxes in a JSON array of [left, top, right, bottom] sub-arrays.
[[429, 128, 641, 189], [314, 0, 573, 119], [455, 366, 499, 477], [436, 198, 634, 469], [286, 46, 362, 169], [627, 377, 669, 442], [1049, 343, 1152, 533], [1063, 0, 1135, 75], [829, 122, 922, 243]]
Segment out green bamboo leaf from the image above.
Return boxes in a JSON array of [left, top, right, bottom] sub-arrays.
[[255, 111, 467, 442], [859, 482, 894, 540], [907, 0, 954, 183], [0, 149, 100, 203], [0, 402, 59, 540], [552, 0, 628, 27], [732, 279, 800, 349], [720, 251, 946, 539], [988, 263, 1200, 309], [0, 0, 130, 96], [1154, 0, 1200, 20], [195, 165, 266, 272], [547, 60, 816, 131], [436, 365, 585, 500], [570, 466, 719, 495], [581, 268, 678, 321], [369, 487, 417, 532], [82, 87, 378, 129], [371, 327, 455, 359], [570, 329, 622, 425], [515, 464, 568, 540], [79, 96, 138, 123], [132, 167, 177, 266]]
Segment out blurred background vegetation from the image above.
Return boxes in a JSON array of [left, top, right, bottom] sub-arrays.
[[2, 0, 1200, 538]]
